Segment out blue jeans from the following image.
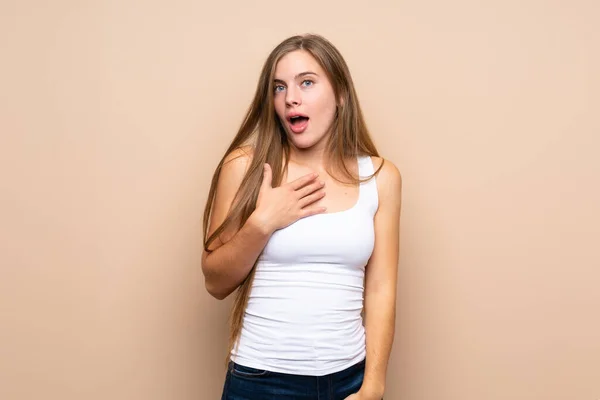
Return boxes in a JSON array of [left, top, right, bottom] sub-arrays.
[[221, 358, 367, 400]]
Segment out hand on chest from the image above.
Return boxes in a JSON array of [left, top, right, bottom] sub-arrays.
[[283, 166, 360, 214]]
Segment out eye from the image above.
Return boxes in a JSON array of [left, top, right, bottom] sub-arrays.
[[301, 79, 314, 87], [274, 84, 285, 93]]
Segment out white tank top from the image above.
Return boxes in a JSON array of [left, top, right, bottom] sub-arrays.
[[230, 155, 379, 375]]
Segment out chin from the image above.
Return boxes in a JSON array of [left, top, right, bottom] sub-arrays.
[[287, 132, 327, 150], [291, 138, 313, 148], [289, 137, 319, 150]]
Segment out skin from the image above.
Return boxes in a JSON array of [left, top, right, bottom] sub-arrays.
[[203, 50, 402, 400], [273, 49, 338, 160], [346, 156, 401, 400]]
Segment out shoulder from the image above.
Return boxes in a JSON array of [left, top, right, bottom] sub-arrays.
[[219, 145, 255, 179], [370, 156, 402, 207], [369, 156, 402, 187], [223, 145, 254, 168], [215, 145, 255, 201]]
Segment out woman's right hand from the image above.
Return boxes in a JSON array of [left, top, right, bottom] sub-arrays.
[[250, 163, 327, 234]]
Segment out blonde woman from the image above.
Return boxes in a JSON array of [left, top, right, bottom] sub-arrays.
[[202, 33, 402, 400]]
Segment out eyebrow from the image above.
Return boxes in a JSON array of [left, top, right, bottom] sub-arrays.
[[273, 71, 318, 84]]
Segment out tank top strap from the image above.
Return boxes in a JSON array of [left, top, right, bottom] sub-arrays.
[[357, 155, 379, 215]]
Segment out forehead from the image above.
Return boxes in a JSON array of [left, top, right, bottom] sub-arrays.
[[274, 50, 325, 78]]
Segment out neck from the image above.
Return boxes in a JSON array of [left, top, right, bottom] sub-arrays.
[[288, 146, 328, 172]]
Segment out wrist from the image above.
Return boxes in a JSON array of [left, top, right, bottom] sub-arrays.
[[247, 211, 274, 237], [359, 383, 385, 400]]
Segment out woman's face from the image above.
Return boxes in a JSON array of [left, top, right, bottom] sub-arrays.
[[273, 50, 338, 151]]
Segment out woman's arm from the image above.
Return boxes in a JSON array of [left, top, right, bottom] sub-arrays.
[[356, 157, 402, 399], [201, 147, 271, 300], [202, 216, 272, 300], [201, 147, 327, 300]]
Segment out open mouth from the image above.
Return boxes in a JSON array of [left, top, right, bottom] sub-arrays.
[[289, 116, 309, 125], [287, 115, 310, 133]]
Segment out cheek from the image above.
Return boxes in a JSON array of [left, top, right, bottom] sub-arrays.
[[314, 95, 337, 123], [273, 98, 286, 120]]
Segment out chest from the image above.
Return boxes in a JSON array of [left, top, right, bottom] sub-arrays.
[[283, 165, 360, 214], [260, 209, 375, 267]]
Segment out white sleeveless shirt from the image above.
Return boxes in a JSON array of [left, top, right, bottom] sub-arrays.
[[230, 155, 379, 375]]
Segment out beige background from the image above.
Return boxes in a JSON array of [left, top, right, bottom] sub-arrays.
[[1, 0, 599, 399]]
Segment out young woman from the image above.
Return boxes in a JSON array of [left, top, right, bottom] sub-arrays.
[[202, 33, 402, 400]]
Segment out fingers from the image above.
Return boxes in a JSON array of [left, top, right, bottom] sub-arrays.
[[288, 171, 319, 190], [261, 163, 272, 190], [296, 180, 325, 199], [299, 205, 327, 218], [298, 189, 326, 209]]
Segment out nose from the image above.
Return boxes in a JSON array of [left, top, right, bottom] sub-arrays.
[[285, 85, 301, 107]]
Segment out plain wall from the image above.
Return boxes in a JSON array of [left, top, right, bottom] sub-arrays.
[[1, 0, 598, 399]]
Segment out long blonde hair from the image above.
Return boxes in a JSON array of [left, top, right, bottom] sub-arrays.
[[202, 33, 384, 369]]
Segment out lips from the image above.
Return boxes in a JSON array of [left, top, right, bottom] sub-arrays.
[[286, 113, 310, 134]]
